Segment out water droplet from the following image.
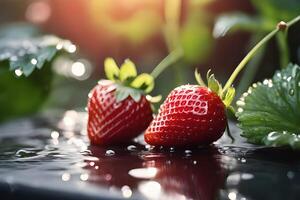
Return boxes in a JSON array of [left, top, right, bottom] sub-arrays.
[[14, 69, 23, 77], [129, 167, 157, 179], [267, 132, 281, 141], [105, 150, 115, 156], [185, 149, 192, 154], [67, 44, 76, 53], [169, 147, 175, 152], [228, 191, 237, 200], [121, 185, 132, 198], [287, 171, 295, 179], [241, 173, 254, 180], [193, 160, 197, 165], [127, 145, 137, 152], [237, 108, 244, 113], [51, 131, 59, 139], [282, 82, 287, 88], [71, 62, 86, 77], [289, 89, 295, 96], [56, 43, 63, 50], [105, 174, 112, 181], [145, 144, 152, 151], [276, 73, 281, 78], [236, 100, 245, 106], [62, 173, 71, 181], [15, 149, 37, 158], [30, 58, 37, 65], [80, 173, 89, 181], [241, 158, 246, 163]]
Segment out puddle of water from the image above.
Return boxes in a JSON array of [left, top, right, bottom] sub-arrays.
[[0, 111, 300, 200]]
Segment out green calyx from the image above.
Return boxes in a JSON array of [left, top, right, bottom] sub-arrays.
[[194, 69, 235, 110], [104, 58, 160, 103]]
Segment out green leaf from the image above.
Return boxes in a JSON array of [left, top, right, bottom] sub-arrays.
[[104, 58, 120, 81], [251, 0, 300, 23], [115, 84, 142, 103], [115, 86, 130, 102], [223, 87, 236, 108], [207, 73, 222, 95], [213, 13, 262, 38], [130, 73, 154, 93], [119, 59, 137, 82], [194, 69, 206, 86], [0, 27, 74, 77], [130, 89, 142, 102], [236, 63, 300, 148]]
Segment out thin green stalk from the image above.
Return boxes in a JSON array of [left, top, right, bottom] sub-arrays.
[[151, 48, 184, 79], [235, 33, 266, 98], [222, 15, 300, 94], [222, 29, 278, 93], [276, 30, 289, 68], [163, 0, 184, 85]]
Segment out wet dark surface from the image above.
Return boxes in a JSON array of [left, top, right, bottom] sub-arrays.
[[0, 110, 300, 200]]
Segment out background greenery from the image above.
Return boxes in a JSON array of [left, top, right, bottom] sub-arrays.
[[0, 0, 300, 122]]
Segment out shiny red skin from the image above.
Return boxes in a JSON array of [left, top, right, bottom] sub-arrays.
[[145, 85, 226, 147], [87, 80, 153, 145]]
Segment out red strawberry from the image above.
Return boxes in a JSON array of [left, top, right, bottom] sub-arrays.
[[145, 70, 235, 147], [87, 58, 158, 145]]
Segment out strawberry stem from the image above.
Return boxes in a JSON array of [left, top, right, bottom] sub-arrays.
[[222, 15, 300, 94], [151, 48, 184, 79]]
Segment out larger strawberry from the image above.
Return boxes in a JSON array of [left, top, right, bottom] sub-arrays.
[[87, 58, 159, 145], [145, 71, 235, 147]]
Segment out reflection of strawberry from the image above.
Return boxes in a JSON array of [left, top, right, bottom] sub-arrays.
[[145, 70, 235, 146], [87, 58, 157, 145], [142, 147, 224, 200], [85, 145, 224, 200]]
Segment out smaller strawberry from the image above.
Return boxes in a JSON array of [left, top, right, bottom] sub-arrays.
[[145, 70, 235, 147], [87, 58, 160, 145]]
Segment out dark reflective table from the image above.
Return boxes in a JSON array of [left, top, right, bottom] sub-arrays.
[[0, 111, 299, 200]]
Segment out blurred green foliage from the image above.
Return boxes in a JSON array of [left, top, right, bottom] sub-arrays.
[[213, 0, 300, 99], [0, 24, 72, 122], [0, 62, 52, 121]]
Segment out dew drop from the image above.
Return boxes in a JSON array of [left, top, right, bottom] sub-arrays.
[[289, 89, 295, 96], [237, 108, 244, 113], [105, 150, 115, 156], [14, 69, 23, 77], [287, 171, 295, 179], [31, 58, 38, 65], [51, 131, 60, 139], [127, 145, 137, 152], [62, 173, 71, 181], [169, 147, 175, 152], [80, 173, 89, 181], [121, 185, 132, 198], [185, 149, 192, 154], [15, 149, 37, 158]]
